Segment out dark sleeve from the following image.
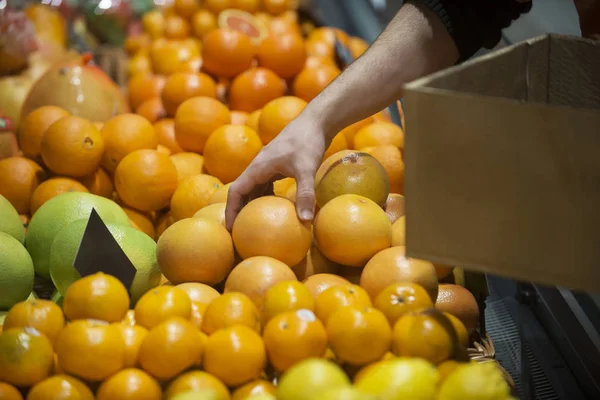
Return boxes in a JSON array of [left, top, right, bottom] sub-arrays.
[[408, 0, 533, 61]]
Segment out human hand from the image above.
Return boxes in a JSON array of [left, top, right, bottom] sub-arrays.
[[225, 111, 328, 231]]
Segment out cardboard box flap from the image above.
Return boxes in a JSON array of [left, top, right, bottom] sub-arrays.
[[403, 35, 600, 293]]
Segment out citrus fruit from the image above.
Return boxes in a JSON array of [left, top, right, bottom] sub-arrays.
[[150, 38, 202, 75], [263, 0, 293, 14], [166, 371, 230, 399], [444, 312, 469, 348], [204, 0, 233, 13], [0, 328, 53, 387], [258, 96, 307, 144], [0, 382, 23, 400], [354, 358, 439, 399], [337, 118, 372, 149], [194, 203, 226, 227], [164, 14, 191, 39], [232, 380, 276, 400], [263, 309, 328, 371], [232, 196, 312, 266], [174, 0, 201, 18], [384, 193, 404, 223], [191, 9, 218, 39], [229, 68, 286, 113], [26, 375, 94, 400], [277, 358, 350, 400], [134, 286, 192, 329], [155, 119, 183, 154], [142, 9, 165, 39], [327, 306, 391, 366], [157, 217, 234, 284], [230, 110, 250, 125], [0, 157, 45, 214], [155, 211, 173, 238], [437, 362, 511, 400], [19, 105, 70, 161], [315, 387, 377, 400], [97, 368, 162, 400], [0, 232, 34, 310], [435, 284, 480, 334], [262, 280, 315, 322], [257, 33, 306, 79], [347, 36, 369, 58], [123, 207, 155, 239], [176, 282, 221, 304], [162, 72, 217, 116], [218, 9, 267, 45], [314, 284, 372, 324], [204, 325, 266, 387], [100, 113, 158, 172], [314, 151, 390, 208], [360, 246, 438, 301], [203, 125, 263, 183], [55, 319, 125, 381], [313, 194, 391, 267], [390, 216, 405, 247], [201, 291, 262, 334], [62, 272, 130, 322], [116, 324, 148, 368], [128, 74, 165, 110], [29, 178, 89, 215], [3, 299, 64, 344], [307, 27, 349, 47], [364, 145, 404, 194], [135, 97, 167, 123], [292, 242, 341, 280], [202, 29, 256, 78], [127, 50, 152, 77], [189, 301, 208, 329], [175, 96, 231, 153], [302, 273, 350, 299], [293, 65, 340, 102], [437, 360, 465, 382], [374, 282, 434, 326], [170, 152, 205, 182], [79, 168, 114, 198], [354, 122, 404, 150], [245, 109, 261, 132], [0, 194, 25, 243], [323, 134, 348, 160], [49, 219, 160, 304]]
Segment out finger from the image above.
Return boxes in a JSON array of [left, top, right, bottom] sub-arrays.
[[294, 170, 316, 222], [225, 182, 246, 232]]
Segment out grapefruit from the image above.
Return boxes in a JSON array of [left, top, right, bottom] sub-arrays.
[[0, 232, 34, 310], [218, 9, 268, 46], [49, 219, 160, 304], [0, 195, 25, 244], [435, 284, 480, 334], [25, 192, 130, 279]]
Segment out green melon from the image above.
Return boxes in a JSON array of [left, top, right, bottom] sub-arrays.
[[50, 290, 63, 308], [49, 219, 161, 304], [25, 192, 130, 279], [0, 195, 25, 244], [0, 231, 35, 310]]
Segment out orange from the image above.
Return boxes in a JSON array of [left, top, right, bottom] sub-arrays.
[[268, 16, 302, 37], [136, 97, 167, 123], [164, 14, 191, 39], [391, 308, 458, 364], [116, 324, 148, 368], [434, 264, 454, 279], [224, 256, 297, 306], [174, 96, 231, 153], [204, 325, 266, 387], [0, 328, 53, 387], [122, 310, 136, 326], [170, 174, 224, 220], [155, 211, 173, 238], [314, 284, 372, 325], [313, 194, 392, 267], [391, 216, 405, 247], [204, 0, 233, 13], [291, 243, 341, 280], [443, 312, 469, 348], [123, 207, 156, 239], [193, 202, 226, 226], [125, 33, 151, 55], [435, 284, 480, 334], [41, 116, 104, 178], [154, 119, 183, 154], [55, 320, 125, 381], [263, 0, 292, 14], [245, 109, 261, 132], [348, 36, 369, 59], [0, 382, 23, 400], [202, 29, 256, 78], [229, 68, 286, 113], [273, 177, 295, 197], [29, 177, 89, 215], [232, 196, 312, 266], [97, 368, 162, 400], [139, 317, 204, 381], [232, 379, 276, 400], [134, 286, 192, 329], [3, 299, 65, 344], [150, 38, 202, 75], [305, 55, 337, 69], [305, 38, 334, 59], [19, 105, 70, 161], [327, 306, 392, 366], [363, 145, 404, 194], [165, 371, 230, 400], [201, 292, 261, 334], [170, 152, 205, 182], [384, 193, 404, 223], [208, 182, 231, 204], [62, 272, 130, 322], [128, 74, 165, 110], [308, 27, 349, 47], [157, 217, 234, 284], [361, 246, 439, 302], [27, 375, 94, 400], [142, 9, 165, 39], [101, 113, 158, 172], [203, 125, 263, 183], [258, 96, 307, 144], [114, 149, 179, 212], [191, 9, 218, 39], [257, 33, 306, 79], [162, 72, 218, 116], [262, 280, 315, 322], [263, 309, 327, 371], [174, 0, 201, 18], [176, 282, 221, 304], [231, 111, 250, 125], [293, 65, 340, 102], [339, 117, 372, 149], [127, 50, 152, 77], [354, 123, 403, 150], [303, 273, 351, 299], [374, 282, 434, 326], [323, 133, 348, 160], [79, 168, 114, 198], [189, 300, 208, 329], [234, 0, 261, 12]]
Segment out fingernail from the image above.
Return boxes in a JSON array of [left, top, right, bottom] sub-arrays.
[[299, 209, 313, 221]]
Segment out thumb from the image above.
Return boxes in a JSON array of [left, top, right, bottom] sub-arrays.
[[294, 172, 316, 221]]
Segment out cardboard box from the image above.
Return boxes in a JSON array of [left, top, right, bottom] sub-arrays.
[[403, 34, 600, 293]]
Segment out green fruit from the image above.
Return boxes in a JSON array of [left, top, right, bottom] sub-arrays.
[[26, 292, 38, 302], [0, 195, 25, 244], [437, 362, 510, 400], [277, 358, 351, 400], [26, 192, 130, 279], [314, 387, 377, 400], [50, 290, 63, 308], [50, 219, 160, 304], [354, 358, 439, 400], [0, 231, 35, 310], [170, 391, 221, 400]]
